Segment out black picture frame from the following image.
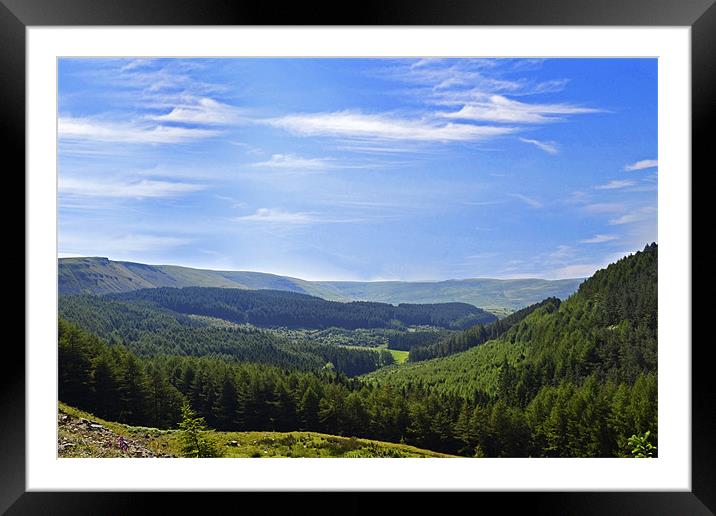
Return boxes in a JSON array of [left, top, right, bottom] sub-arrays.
[[4, 0, 710, 513]]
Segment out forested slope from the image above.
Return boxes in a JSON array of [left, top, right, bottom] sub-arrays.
[[58, 296, 394, 376], [407, 297, 562, 362], [105, 287, 497, 330], [368, 243, 657, 391], [364, 244, 658, 456]]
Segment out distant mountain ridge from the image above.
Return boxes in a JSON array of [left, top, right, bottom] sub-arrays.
[[59, 257, 584, 313]]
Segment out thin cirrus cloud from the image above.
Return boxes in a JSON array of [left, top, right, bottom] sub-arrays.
[[59, 116, 220, 144], [594, 179, 636, 190], [251, 154, 335, 170], [151, 97, 245, 126], [119, 58, 155, 72], [579, 234, 619, 244], [59, 177, 205, 199], [624, 159, 658, 171], [398, 63, 522, 95], [581, 203, 626, 214], [60, 232, 193, 255], [250, 153, 379, 171], [508, 193, 543, 208], [519, 137, 559, 155], [546, 262, 610, 280], [234, 208, 374, 226], [263, 110, 517, 143], [549, 244, 576, 261], [234, 208, 319, 225], [609, 207, 657, 225], [438, 95, 601, 124], [392, 59, 571, 105]]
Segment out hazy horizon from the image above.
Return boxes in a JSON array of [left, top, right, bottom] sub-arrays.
[[57, 253, 597, 283]]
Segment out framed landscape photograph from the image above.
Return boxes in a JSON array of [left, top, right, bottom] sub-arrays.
[[8, 0, 711, 513]]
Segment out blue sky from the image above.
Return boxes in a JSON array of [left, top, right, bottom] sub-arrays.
[[58, 58, 657, 281]]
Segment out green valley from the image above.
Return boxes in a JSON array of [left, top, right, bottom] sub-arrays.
[[57, 245, 658, 458]]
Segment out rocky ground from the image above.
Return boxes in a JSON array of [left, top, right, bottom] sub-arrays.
[[57, 409, 175, 458]]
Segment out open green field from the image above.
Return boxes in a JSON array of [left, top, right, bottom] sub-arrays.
[[337, 344, 409, 364], [385, 348, 409, 364], [58, 402, 454, 458]]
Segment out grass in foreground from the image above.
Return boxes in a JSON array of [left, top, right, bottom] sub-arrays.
[[58, 402, 454, 458]]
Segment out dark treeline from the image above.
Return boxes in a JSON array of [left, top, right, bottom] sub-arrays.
[[408, 297, 562, 362], [59, 296, 392, 376], [105, 287, 496, 330], [59, 315, 655, 457]]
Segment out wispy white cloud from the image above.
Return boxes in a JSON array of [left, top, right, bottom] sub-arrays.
[[251, 154, 336, 170], [517, 79, 571, 96], [234, 208, 318, 225], [581, 203, 626, 214], [462, 200, 505, 207], [508, 193, 543, 208], [506, 248, 638, 280], [119, 59, 155, 73], [579, 234, 619, 244], [59, 117, 220, 144], [625, 184, 658, 193], [609, 206, 657, 225], [439, 95, 601, 124], [386, 59, 571, 107], [519, 137, 559, 154], [594, 179, 636, 190], [463, 251, 499, 260], [59, 177, 205, 198], [625, 159, 658, 171], [384, 59, 518, 94], [250, 153, 397, 172], [152, 97, 244, 125], [549, 245, 576, 260], [263, 110, 516, 143], [60, 232, 193, 256], [215, 195, 248, 209], [545, 262, 608, 279], [233, 207, 385, 226], [122, 62, 224, 97]]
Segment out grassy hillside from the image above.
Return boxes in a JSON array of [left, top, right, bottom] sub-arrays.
[[58, 402, 453, 458], [59, 257, 239, 295], [58, 257, 352, 300], [215, 270, 350, 301], [59, 257, 583, 314]]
